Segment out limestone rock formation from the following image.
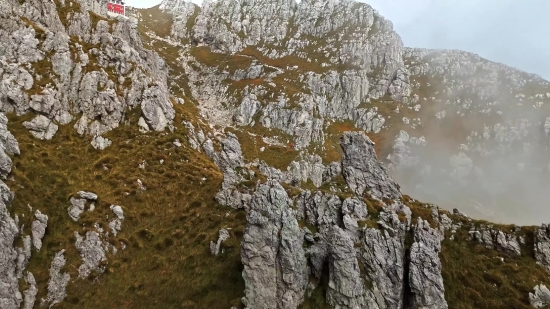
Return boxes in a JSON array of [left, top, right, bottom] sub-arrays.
[[210, 228, 230, 256], [75, 231, 107, 278], [535, 224, 550, 273], [1, 0, 174, 140], [1, 0, 550, 308], [31, 210, 48, 250], [530, 284, 550, 308], [43, 250, 70, 308], [408, 218, 447, 309], [22, 272, 37, 309], [222, 126, 449, 309], [340, 132, 401, 199], [0, 193, 22, 308], [241, 180, 309, 309]]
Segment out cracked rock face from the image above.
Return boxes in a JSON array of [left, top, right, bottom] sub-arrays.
[[408, 218, 447, 309], [241, 180, 309, 309], [215, 128, 448, 309], [0, 195, 22, 309], [326, 225, 366, 309], [340, 131, 401, 199], [534, 224, 550, 273]]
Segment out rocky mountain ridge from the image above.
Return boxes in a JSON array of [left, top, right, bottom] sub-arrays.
[[1, 0, 550, 308], [156, 0, 550, 225]]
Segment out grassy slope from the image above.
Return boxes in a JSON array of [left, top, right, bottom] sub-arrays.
[[441, 225, 550, 309], [8, 104, 246, 308], [149, 5, 550, 308], [9, 4, 247, 307], [9, 2, 550, 308]]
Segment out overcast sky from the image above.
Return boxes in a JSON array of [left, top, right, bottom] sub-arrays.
[[127, 0, 550, 80]]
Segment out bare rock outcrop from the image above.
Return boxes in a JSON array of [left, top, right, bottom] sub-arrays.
[[22, 115, 58, 140], [22, 272, 37, 309], [31, 210, 48, 251], [0, 195, 22, 308], [530, 284, 550, 308], [534, 224, 550, 273], [408, 218, 447, 309], [74, 231, 107, 278], [233, 128, 449, 309], [210, 228, 230, 256], [43, 250, 70, 308], [241, 180, 309, 309], [340, 131, 401, 199]]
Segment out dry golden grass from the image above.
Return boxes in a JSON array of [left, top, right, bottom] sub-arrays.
[[190, 46, 255, 74], [323, 120, 362, 163], [240, 47, 328, 73], [54, 0, 82, 28], [8, 105, 246, 308], [227, 127, 298, 171], [441, 226, 550, 309], [137, 6, 174, 38]]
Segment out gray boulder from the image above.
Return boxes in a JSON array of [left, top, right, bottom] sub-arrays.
[[22, 115, 58, 140], [91, 135, 112, 150], [530, 284, 550, 308], [68, 197, 87, 221], [78, 191, 98, 200]]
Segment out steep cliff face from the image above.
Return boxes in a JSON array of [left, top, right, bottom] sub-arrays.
[[156, 0, 550, 225], [2, 0, 550, 308]]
